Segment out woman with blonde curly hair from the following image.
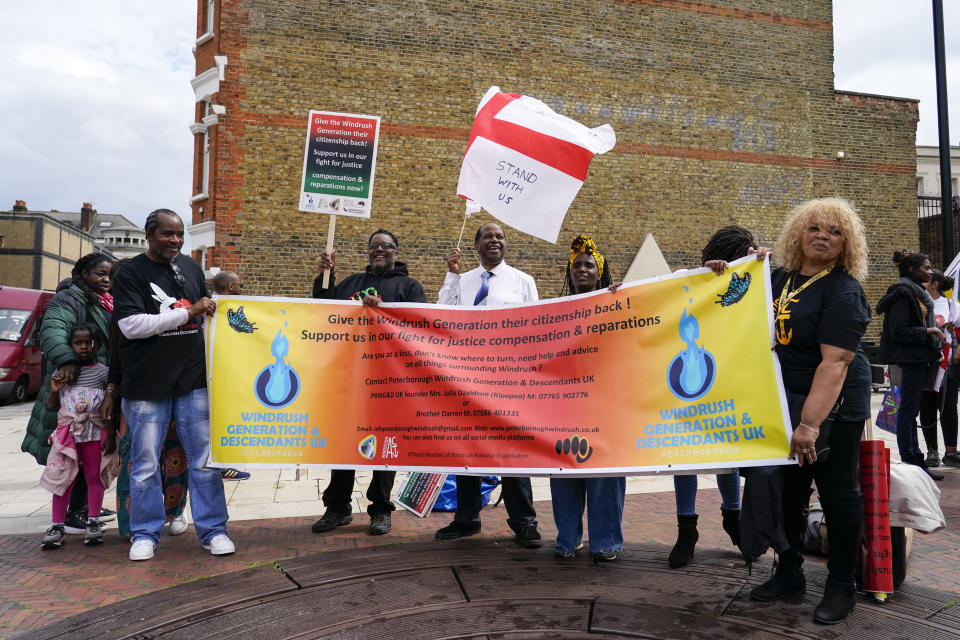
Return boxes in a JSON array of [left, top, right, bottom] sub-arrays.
[[749, 198, 872, 625]]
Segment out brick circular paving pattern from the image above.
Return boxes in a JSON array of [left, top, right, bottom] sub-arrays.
[[14, 540, 960, 639]]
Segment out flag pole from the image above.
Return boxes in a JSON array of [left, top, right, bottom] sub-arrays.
[[455, 214, 468, 251], [322, 214, 336, 288]]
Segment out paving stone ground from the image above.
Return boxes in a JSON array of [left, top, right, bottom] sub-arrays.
[[2, 396, 957, 638]]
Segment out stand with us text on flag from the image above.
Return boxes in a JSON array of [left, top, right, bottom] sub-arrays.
[[456, 86, 616, 243], [206, 257, 793, 475]]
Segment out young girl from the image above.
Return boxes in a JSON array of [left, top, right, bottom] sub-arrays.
[[39, 322, 119, 549]]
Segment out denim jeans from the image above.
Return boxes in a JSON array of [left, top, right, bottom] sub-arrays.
[[673, 472, 741, 515], [123, 388, 228, 545], [896, 362, 926, 462], [550, 476, 625, 554]]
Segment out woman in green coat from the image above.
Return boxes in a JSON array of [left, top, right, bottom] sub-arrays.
[[21, 253, 115, 529]]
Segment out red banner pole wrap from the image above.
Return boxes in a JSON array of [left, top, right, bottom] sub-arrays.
[[859, 440, 894, 599]]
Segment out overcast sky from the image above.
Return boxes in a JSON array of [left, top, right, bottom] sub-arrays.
[[0, 1, 957, 237]]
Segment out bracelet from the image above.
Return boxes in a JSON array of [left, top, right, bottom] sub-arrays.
[[105, 384, 119, 396], [798, 422, 820, 435]]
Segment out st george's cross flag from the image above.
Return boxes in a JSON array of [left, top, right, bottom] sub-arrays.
[[456, 86, 616, 243]]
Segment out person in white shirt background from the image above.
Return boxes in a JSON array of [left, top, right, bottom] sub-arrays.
[[435, 222, 542, 548], [920, 268, 960, 468]]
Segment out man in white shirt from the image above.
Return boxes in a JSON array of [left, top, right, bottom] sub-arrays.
[[435, 222, 541, 548]]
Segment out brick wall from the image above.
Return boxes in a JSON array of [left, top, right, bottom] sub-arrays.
[[199, 0, 917, 338]]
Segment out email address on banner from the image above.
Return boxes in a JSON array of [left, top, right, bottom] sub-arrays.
[[365, 425, 586, 433]]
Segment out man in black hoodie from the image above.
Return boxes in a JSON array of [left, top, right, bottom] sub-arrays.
[[311, 229, 427, 535]]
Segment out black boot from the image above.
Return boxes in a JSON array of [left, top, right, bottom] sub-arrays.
[[721, 507, 741, 547], [750, 551, 805, 601], [903, 452, 944, 480], [668, 514, 699, 568], [814, 580, 856, 624]]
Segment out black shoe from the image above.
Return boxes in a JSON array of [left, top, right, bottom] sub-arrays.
[[916, 458, 945, 481], [41, 524, 65, 550], [750, 554, 806, 602], [515, 524, 542, 549], [63, 510, 87, 535], [311, 510, 352, 533], [84, 520, 104, 546], [368, 512, 391, 535], [943, 452, 960, 468], [593, 550, 619, 562], [435, 521, 481, 540], [554, 545, 576, 559], [814, 582, 856, 624], [721, 508, 741, 546], [668, 514, 699, 568], [99, 508, 117, 522]]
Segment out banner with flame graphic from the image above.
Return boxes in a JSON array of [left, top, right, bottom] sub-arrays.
[[207, 257, 791, 474]]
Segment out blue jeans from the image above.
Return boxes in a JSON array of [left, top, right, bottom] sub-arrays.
[[550, 476, 625, 554], [674, 472, 741, 515], [123, 388, 228, 545], [896, 362, 926, 462]]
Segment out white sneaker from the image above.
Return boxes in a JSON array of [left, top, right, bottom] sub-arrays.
[[202, 533, 235, 556], [167, 515, 188, 536], [129, 538, 156, 561]]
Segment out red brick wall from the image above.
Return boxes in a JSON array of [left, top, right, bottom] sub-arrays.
[[193, 0, 918, 338]]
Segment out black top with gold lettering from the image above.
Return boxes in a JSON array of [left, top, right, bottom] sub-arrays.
[[772, 267, 871, 421]]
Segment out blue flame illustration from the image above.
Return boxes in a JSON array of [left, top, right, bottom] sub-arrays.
[[266, 330, 291, 403], [678, 309, 706, 394], [254, 318, 300, 409], [667, 308, 716, 401]]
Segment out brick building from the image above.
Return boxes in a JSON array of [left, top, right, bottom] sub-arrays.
[[187, 0, 918, 337], [0, 201, 99, 290]]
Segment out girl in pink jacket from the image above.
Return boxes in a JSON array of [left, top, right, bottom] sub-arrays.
[[39, 323, 118, 550]]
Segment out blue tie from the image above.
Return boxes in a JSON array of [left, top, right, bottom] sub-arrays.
[[473, 271, 493, 305]]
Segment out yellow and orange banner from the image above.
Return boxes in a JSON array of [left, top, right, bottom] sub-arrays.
[[207, 257, 792, 474]]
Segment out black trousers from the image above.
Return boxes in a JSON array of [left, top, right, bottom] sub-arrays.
[[782, 419, 864, 585], [921, 365, 960, 451], [322, 470, 396, 515], [453, 475, 537, 534], [68, 473, 88, 514]]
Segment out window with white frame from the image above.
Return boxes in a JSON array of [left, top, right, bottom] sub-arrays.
[[206, 0, 215, 33], [192, 100, 211, 199], [197, 0, 215, 44], [202, 130, 210, 196]]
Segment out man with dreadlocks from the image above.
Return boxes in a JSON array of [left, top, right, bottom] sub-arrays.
[[112, 208, 232, 561], [550, 234, 626, 561], [667, 225, 767, 569]]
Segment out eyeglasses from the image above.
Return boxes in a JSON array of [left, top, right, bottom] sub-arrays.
[[170, 262, 186, 288], [368, 241, 397, 251]]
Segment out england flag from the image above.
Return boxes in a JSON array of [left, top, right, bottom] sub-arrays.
[[456, 86, 616, 243]]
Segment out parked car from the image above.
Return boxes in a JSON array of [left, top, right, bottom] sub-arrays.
[[0, 286, 54, 403]]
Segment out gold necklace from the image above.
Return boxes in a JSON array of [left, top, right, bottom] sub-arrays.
[[775, 266, 834, 346]]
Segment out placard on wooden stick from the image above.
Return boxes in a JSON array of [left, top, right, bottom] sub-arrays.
[[299, 110, 381, 287]]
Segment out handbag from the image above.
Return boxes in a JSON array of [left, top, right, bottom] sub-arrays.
[[875, 386, 901, 435]]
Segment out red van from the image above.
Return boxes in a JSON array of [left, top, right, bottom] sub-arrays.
[[0, 286, 54, 403]]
